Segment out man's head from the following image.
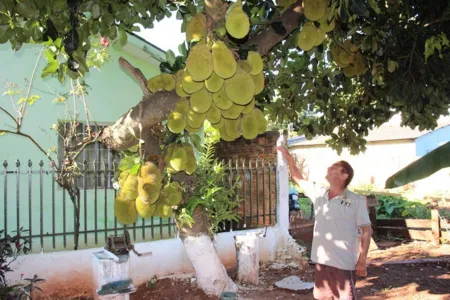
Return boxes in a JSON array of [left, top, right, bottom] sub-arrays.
[[325, 160, 354, 188]]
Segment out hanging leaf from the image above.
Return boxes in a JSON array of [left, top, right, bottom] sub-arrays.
[[165, 49, 176, 66], [368, 0, 381, 14], [119, 27, 128, 46], [349, 0, 370, 17], [41, 61, 59, 77], [385, 141, 450, 188], [118, 156, 136, 171]]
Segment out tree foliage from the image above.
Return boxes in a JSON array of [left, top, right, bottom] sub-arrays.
[[1, 0, 449, 154]]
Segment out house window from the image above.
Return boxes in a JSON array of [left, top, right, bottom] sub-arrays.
[[58, 122, 121, 189]]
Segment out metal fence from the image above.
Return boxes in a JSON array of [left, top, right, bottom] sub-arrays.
[[0, 158, 277, 253]]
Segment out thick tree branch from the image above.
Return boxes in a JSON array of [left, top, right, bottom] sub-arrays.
[[119, 57, 152, 98], [244, 1, 304, 56]]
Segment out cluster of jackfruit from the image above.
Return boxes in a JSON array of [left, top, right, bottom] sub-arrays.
[[164, 142, 197, 175], [330, 41, 366, 77], [297, 0, 335, 52], [146, 73, 176, 93], [167, 40, 267, 141], [114, 162, 182, 225]]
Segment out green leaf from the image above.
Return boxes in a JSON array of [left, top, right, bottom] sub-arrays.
[[58, 63, 67, 83], [385, 141, 450, 188], [165, 49, 176, 66], [189, 134, 204, 153], [349, 0, 369, 17], [368, 0, 381, 14], [178, 42, 187, 57], [15, 1, 39, 19], [0, 131, 6, 136], [187, 3, 197, 15], [27, 95, 40, 105], [41, 61, 59, 78], [118, 156, 136, 171], [92, 3, 101, 19], [129, 163, 141, 175]]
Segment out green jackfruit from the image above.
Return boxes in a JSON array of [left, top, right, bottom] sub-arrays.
[[175, 70, 189, 97], [225, 1, 250, 39], [174, 98, 190, 115], [114, 194, 138, 225], [303, 0, 327, 21], [185, 123, 203, 133], [161, 74, 176, 91], [136, 196, 156, 219], [212, 86, 233, 110], [297, 23, 317, 52], [187, 109, 206, 128], [120, 173, 138, 201], [224, 68, 255, 105], [186, 14, 206, 42], [251, 72, 265, 95], [138, 162, 162, 204], [211, 117, 224, 129], [219, 126, 237, 142], [241, 109, 258, 139], [247, 51, 263, 75], [170, 146, 187, 171], [224, 117, 242, 139], [205, 72, 224, 93], [221, 103, 244, 120], [212, 41, 237, 79], [186, 44, 213, 82], [182, 70, 204, 94], [242, 98, 255, 115], [168, 111, 186, 134], [190, 88, 212, 114], [206, 103, 222, 124], [154, 203, 173, 218]]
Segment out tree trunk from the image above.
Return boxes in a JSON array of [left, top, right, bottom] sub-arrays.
[[234, 234, 260, 285], [178, 207, 237, 297]]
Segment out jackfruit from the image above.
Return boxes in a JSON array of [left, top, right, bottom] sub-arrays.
[[224, 117, 242, 139], [221, 103, 245, 120], [175, 70, 189, 97], [212, 86, 233, 110], [242, 98, 255, 115], [170, 146, 187, 171], [330, 43, 350, 68], [238, 60, 253, 73], [224, 68, 255, 105], [174, 98, 190, 115], [205, 72, 224, 93], [136, 196, 156, 219], [212, 41, 237, 79], [251, 72, 265, 95], [186, 14, 206, 42], [118, 171, 130, 189], [241, 109, 258, 139], [206, 103, 222, 124], [161, 73, 176, 91], [225, 1, 250, 39], [163, 182, 182, 206], [181, 143, 197, 175], [343, 52, 365, 77], [186, 44, 213, 82], [147, 77, 159, 93], [182, 70, 204, 94], [168, 111, 186, 134], [120, 173, 138, 201], [114, 194, 138, 225], [185, 123, 203, 133], [315, 27, 326, 46], [252, 108, 268, 134], [219, 126, 237, 142], [154, 203, 173, 218], [319, 15, 335, 33], [211, 117, 224, 129], [190, 88, 212, 114], [303, 0, 327, 21], [297, 23, 317, 51], [187, 109, 206, 128], [138, 161, 162, 204], [247, 51, 263, 75]]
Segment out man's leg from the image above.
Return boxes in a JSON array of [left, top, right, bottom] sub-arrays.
[[313, 264, 334, 300], [328, 265, 357, 300]]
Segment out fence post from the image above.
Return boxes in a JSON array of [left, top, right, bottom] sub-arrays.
[[431, 209, 441, 245], [276, 132, 289, 231]]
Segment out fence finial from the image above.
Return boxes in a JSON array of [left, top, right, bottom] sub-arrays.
[[3, 160, 7, 168], [16, 159, 20, 167], [28, 160, 32, 167]]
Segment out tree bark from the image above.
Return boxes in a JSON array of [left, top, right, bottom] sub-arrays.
[[234, 234, 260, 285], [178, 207, 237, 297]]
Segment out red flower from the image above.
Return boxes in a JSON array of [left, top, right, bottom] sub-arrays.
[[101, 37, 109, 47], [15, 240, 20, 249]]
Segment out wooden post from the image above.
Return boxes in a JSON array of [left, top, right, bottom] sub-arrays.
[[234, 234, 259, 285], [431, 209, 441, 245]]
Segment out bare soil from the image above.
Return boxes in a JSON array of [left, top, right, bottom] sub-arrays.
[[130, 240, 450, 300]]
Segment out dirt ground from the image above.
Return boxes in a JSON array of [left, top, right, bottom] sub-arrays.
[[130, 240, 450, 300]]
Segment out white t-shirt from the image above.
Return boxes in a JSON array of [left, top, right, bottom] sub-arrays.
[[302, 182, 371, 270]]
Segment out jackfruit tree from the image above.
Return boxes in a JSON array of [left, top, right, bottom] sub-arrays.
[[1, 0, 449, 296]]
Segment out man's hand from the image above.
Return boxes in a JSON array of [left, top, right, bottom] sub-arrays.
[[355, 258, 367, 277]]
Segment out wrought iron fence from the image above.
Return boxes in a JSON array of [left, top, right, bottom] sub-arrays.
[[0, 158, 278, 253]]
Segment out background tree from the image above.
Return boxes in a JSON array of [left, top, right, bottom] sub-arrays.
[[1, 0, 449, 296]]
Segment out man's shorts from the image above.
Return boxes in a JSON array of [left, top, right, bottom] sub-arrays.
[[313, 263, 357, 300]]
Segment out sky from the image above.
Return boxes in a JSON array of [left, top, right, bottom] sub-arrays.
[[135, 15, 185, 55]]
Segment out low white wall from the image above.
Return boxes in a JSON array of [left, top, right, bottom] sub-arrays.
[[8, 226, 288, 298]]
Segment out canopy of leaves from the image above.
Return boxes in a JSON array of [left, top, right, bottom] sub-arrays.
[[2, 0, 449, 154]]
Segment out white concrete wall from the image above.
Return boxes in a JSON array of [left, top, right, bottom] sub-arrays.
[[8, 227, 288, 298]]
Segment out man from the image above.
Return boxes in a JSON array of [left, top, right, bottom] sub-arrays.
[[277, 146, 373, 300]]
